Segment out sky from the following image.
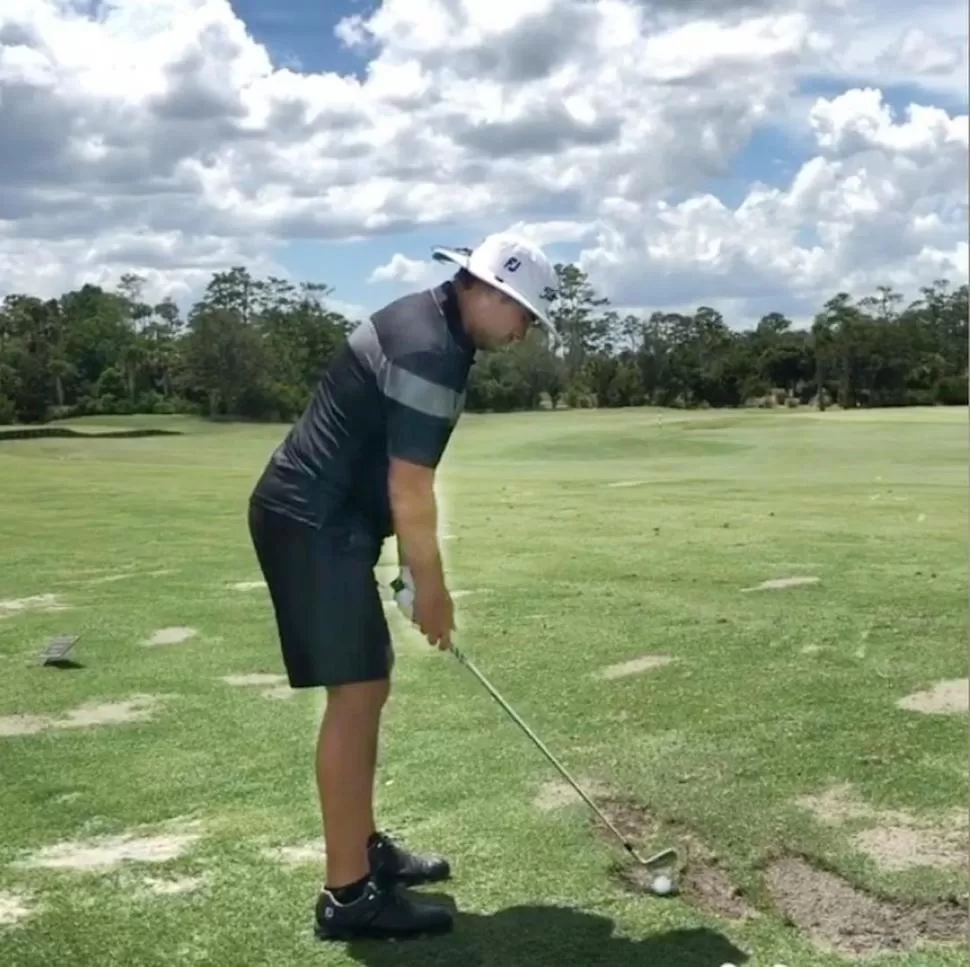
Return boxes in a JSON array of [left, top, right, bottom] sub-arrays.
[[0, 0, 966, 329]]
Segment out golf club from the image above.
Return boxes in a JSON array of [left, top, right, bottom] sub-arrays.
[[450, 643, 678, 874]]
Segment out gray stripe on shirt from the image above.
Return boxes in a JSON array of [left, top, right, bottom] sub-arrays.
[[349, 318, 465, 422]]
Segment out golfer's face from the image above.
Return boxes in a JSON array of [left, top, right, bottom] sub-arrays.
[[492, 295, 532, 345]]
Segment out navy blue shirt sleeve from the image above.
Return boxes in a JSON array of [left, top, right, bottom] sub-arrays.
[[382, 350, 467, 468]]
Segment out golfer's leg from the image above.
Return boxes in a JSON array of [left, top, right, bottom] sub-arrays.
[[317, 678, 390, 889]]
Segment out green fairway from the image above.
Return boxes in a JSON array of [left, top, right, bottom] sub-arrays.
[[0, 406, 966, 966]]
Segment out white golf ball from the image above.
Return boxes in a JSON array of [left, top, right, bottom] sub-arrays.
[[650, 874, 674, 895]]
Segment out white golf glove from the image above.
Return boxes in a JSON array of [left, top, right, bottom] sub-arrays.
[[389, 566, 415, 621]]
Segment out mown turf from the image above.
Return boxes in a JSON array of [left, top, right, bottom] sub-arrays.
[[0, 406, 966, 967]]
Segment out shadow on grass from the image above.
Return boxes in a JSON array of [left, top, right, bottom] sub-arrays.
[[344, 893, 750, 967]]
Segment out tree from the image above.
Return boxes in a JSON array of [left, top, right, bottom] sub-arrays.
[[0, 265, 965, 425], [546, 264, 610, 376]]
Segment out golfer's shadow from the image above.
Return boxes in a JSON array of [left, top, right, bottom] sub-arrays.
[[344, 892, 750, 967]]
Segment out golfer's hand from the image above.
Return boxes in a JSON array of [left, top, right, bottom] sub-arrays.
[[413, 582, 454, 651]]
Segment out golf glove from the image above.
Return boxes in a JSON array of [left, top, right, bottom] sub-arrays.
[[390, 566, 415, 621]]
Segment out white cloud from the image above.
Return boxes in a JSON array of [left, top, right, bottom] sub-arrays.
[[577, 86, 968, 317], [0, 0, 966, 325], [369, 253, 437, 285]]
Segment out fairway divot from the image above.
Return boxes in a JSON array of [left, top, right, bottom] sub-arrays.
[[229, 581, 266, 591], [0, 890, 36, 926], [606, 480, 647, 489], [742, 576, 819, 592], [599, 798, 757, 921], [533, 778, 614, 812], [763, 854, 968, 957], [0, 694, 163, 737], [11, 820, 203, 872], [597, 654, 674, 680], [143, 627, 198, 647], [896, 679, 968, 715], [796, 783, 969, 872], [261, 839, 326, 865], [0, 593, 68, 619]]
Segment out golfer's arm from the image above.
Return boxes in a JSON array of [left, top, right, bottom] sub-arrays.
[[389, 458, 445, 591]]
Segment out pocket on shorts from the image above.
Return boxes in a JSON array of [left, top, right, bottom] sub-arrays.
[[319, 526, 382, 565]]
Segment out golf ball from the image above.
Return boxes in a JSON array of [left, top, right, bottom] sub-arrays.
[[650, 874, 674, 895]]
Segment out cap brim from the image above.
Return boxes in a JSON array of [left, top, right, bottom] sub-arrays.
[[432, 246, 471, 270]]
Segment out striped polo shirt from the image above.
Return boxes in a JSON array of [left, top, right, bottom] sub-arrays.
[[250, 280, 476, 537]]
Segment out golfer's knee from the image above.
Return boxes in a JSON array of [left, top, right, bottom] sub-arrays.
[[325, 678, 390, 717]]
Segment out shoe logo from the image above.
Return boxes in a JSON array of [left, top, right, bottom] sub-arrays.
[[324, 907, 334, 919], [503, 256, 521, 273]]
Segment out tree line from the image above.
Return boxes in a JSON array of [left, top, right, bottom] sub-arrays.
[[0, 264, 966, 426]]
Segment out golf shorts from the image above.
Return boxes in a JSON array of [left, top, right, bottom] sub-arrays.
[[247, 501, 394, 689]]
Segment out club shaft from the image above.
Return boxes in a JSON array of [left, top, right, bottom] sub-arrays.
[[451, 646, 640, 857]]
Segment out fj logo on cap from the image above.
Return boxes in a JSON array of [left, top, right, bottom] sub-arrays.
[[503, 256, 521, 272]]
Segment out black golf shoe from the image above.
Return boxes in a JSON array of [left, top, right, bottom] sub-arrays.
[[314, 878, 454, 941], [368, 830, 452, 887]]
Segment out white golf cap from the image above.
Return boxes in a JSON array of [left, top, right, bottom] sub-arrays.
[[432, 232, 559, 343]]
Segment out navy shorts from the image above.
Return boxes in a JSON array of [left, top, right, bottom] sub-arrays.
[[247, 501, 394, 688]]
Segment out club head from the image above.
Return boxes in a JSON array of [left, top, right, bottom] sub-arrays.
[[635, 845, 679, 871]]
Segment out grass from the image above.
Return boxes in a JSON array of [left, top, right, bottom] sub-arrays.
[[0, 405, 966, 966]]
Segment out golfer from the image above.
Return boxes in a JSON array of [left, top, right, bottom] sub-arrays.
[[247, 233, 559, 941]]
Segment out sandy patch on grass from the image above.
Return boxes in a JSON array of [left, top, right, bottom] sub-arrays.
[[0, 714, 52, 737], [896, 679, 968, 715], [261, 839, 326, 865], [87, 569, 173, 585], [141, 874, 206, 895], [229, 581, 266, 591], [143, 627, 197, 647], [0, 594, 68, 619], [0, 890, 36, 926], [851, 824, 968, 872], [222, 673, 287, 687], [597, 654, 675, 680], [742, 576, 819, 592], [261, 685, 295, 700], [796, 784, 903, 825], [0, 694, 164, 737], [60, 696, 160, 729], [11, 821, 203, 872], [221, 673, 293, 699], [533, 778, 615, 812], [795, 783, 968, 872]]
